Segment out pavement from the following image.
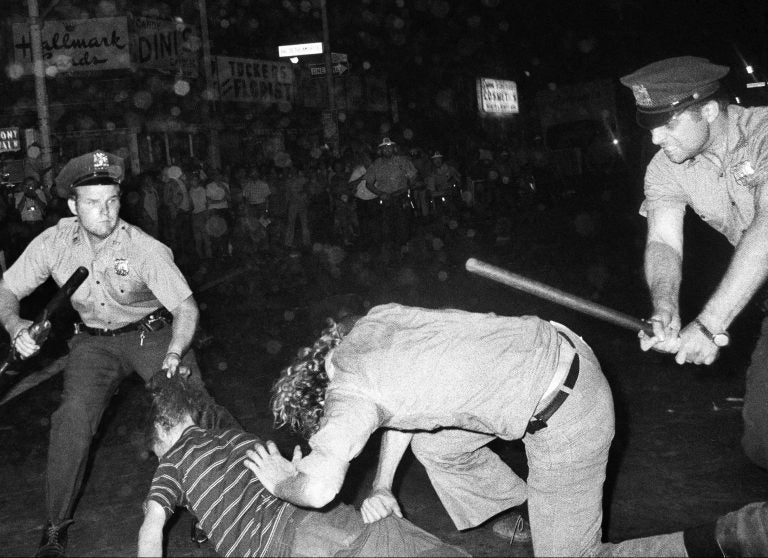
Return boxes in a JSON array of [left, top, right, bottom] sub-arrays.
[[1, 208, 768, 556]]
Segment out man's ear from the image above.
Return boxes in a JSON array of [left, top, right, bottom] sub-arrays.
[[702, 99, 721, 123], [67, 197, 77, 216]]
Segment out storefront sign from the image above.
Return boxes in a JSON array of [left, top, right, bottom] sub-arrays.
[[476, 78, 519, 114], [12, 17, 130, 74], [215, 56, 295, 104], [131, 17, 199, 77], [0, 128, 21, 153], [278, 42, 323, 57]]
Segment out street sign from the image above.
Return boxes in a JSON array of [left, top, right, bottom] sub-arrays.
[[278, 42, 323, 57], [0, 128, 21, 153], [308, 61, 350, 77], [331, 52, 347, 63]]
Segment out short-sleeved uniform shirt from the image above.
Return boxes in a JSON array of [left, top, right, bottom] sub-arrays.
[[2, 217, 192, 329], [145, 426, 293, 558], [365, 156, 417, 195], [640, 105, 768, 246], [302, 304, 563, 482]]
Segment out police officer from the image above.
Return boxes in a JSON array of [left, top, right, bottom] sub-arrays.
[[620, 57, 768, 469], [0, 150, 235, 557]]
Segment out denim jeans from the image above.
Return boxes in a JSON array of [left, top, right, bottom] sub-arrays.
[[410, 325, 689, 557]]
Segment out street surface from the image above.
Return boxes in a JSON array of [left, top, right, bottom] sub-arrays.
[[1, 203, 767, 556]]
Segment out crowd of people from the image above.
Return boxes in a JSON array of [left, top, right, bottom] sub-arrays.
[[3, 54, 768, 558], [0, 131, 574, 277]]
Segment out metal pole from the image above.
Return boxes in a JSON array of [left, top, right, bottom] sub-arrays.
[[320, 0, 338, 155], [28, 0, 54, 188], [198, 0, 221, 170]]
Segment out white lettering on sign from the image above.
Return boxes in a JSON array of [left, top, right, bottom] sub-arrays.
[[278, 42, 323, 57], [0, 128, 21, 153], [132, 17, 199, 77], [12, 18, 130, 74], [477, 78, 519, 114], [215, 56, 295, 104]]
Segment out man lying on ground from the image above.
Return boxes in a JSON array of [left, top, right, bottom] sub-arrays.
[[137, 372, 469, 557]]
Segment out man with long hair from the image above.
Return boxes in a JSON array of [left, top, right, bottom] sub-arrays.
[[138, 371, 469, 557], [245, 303, 768, 557]]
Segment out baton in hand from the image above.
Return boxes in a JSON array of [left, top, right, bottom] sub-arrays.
[[0, 267, 89, 382], [465, 258, 653, 335]]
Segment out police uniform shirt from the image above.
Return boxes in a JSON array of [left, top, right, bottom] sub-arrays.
[[365, 156, 417, 195], [299, 303, 563, 490], [3, 217, 192, 330], [640, 105, 768, 246]]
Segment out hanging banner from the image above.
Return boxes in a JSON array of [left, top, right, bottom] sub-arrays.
[[12, 17, 130, 74], [131, 17, 199, 77], [215, 56, 295, 104]]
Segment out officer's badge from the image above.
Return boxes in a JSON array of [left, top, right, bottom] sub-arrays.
[[732, 161, 756, 187], [631, 84, 653, 107], [114, 258, 129, 276], [93, 151, 109, 171]]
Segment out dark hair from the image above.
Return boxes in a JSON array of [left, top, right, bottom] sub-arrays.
[[680, 91, 729, 122], [146, 372, 223, 444]]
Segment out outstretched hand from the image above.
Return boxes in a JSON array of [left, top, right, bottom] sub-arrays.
[[244, 441, 301, 495], [360, 487, 403, 524]]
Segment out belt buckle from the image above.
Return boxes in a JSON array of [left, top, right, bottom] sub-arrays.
[[74, 323, 82, 335]]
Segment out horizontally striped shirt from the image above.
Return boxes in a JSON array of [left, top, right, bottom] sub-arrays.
[[145, 427, 293, 557]]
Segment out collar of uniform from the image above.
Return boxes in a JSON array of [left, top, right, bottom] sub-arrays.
[[72, 218, 129, 245]]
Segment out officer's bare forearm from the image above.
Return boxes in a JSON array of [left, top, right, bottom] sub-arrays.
[[273, 470, 337, 508], [372, 430, 413, 491], [700, 215, 768, 331], [645, 240, 682, 315], [168, 295, 199, 357], [0, 282, 23, 336]]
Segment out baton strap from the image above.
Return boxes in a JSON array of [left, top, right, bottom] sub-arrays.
[[526, 332, 579, 434]]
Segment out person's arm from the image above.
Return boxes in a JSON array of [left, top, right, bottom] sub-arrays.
[[244, 440, 348, 508], [0, 280, 38, 358], [137, 500, 167, 557], [639, 204, 685, 355], [676, 182, 768, 364], [162, 295, 199, 377], [360, 429, 413, 523]]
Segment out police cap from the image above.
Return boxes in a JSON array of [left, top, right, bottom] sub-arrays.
[[619, 56, 730, 130], [55, 150, 125, 194]]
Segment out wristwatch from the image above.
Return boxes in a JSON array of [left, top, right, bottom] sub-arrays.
[[693, 318, 730, 347]]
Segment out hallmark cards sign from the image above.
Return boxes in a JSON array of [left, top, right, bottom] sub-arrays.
[[476, 78, 519, 115], [12, 17, 130, 74], [215, 56, 295, 104], [0, 128, 21, 153]]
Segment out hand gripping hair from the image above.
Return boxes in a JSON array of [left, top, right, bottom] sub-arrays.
[[270, 318, 350, 439], [145, 372, 225, 445]]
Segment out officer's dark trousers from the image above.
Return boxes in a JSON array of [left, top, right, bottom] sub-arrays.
[[46, 326, 222, 524], [743, 314, 768, 469]]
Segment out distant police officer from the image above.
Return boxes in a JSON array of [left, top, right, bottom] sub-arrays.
[[0, 150, 235, 557], [620, 57, 768, 468]]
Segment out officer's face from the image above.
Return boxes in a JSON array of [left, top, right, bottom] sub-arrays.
[[68, 184, 121, 239], [650, 109, 710, 164]]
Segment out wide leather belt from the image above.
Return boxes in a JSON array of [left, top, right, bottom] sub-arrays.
[[77, 308, 171, 337], [527, 331, 580, 434]]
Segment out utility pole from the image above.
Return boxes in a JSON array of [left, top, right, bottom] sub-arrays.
[[198, 0, 221, 170], [320, 0, 339, 155], [28, 0, 54, 188]]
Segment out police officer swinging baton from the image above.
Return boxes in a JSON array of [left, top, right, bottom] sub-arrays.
[[0, 267, 89, 392], [465, 258, 654, 336]]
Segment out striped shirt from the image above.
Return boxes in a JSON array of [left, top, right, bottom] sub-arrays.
[[145, 427, 293, 557]]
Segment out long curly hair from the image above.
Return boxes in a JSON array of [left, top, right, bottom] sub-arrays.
[[270, 318, 350, 439]]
